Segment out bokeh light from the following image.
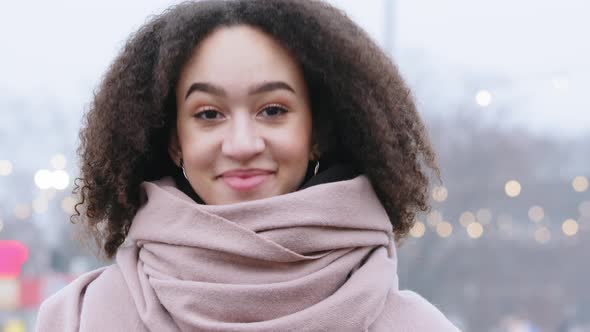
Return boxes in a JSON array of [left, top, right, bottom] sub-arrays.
[[436, 221, 453, 238], [61, 196, 77, 215], [34, 169, 53, 189], [534, 226, 551, 244], [476, 208, 492, 224], [467, 222, 484, 239], [572, 176, 589, 192], [562, 219, 579, 236], [432, 186, 448, 202], [460, 211, 476, 227], [14, 204, 31, 220], [3, 319, 26, 332], [410, 221, 426, 238], [34, 169, 70, 190], [52, 170, 70, 190], [475, 90, 492, 107], [528, 206, 545, 223], [50, 153, 67, 170], [427, 210, 443, 227], [0, 160, 13, 176], [505, 180, 521, 197]]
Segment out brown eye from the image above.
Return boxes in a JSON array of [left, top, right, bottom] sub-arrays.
[[195, 109, 224, 121], [259, 105, 288, 118]]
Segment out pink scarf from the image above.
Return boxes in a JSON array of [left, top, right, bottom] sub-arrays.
[[36, 175, 460, 331]]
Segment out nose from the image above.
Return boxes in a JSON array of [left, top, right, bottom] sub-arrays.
[[221, 115, 265, 160]]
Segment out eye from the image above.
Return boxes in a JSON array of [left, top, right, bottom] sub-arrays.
[[258, 104, 288, 118], [194, 109, 224, 121]]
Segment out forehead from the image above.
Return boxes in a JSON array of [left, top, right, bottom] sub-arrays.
[[177, 25, 305, 93]]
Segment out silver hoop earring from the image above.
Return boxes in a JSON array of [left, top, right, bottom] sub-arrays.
[[314, 160, 320, 176], [180, 158, 188, 180]]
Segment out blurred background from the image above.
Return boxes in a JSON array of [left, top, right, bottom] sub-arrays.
[[0, 0, 588, 331]]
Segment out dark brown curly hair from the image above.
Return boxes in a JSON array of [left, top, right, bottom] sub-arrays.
[[73, 0, 439, 259]]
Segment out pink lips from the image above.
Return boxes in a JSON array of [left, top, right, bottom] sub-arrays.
[[220, 169, 274, 192]]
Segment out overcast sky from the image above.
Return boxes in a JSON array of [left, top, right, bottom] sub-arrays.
[[1, 0, 588, 137]]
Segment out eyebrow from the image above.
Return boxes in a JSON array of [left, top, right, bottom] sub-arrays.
[[184, 81, 296, 100]]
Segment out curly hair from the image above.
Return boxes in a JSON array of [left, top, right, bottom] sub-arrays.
[[73, 0, 439, 259]]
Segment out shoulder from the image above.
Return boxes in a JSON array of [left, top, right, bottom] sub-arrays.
[[81, 264, 129, 303], [36, 265, 140, 332], [78, 264, 143, 330], [371, 289, 461, 332], [36, 267, 108, 332]]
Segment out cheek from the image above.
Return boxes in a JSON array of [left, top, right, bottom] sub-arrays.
[[276, 140, 309, 164], [178, 126, 220, 170], [272, 120, 312, 167]]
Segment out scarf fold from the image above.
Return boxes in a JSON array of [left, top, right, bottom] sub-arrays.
[[115, 174, 398, 332], [36, 172, 461, 332]]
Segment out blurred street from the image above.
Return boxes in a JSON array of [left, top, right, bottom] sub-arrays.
[[1, 1, 589, 331]]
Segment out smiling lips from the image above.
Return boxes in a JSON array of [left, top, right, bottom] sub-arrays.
[[220, 169, 274, 191]]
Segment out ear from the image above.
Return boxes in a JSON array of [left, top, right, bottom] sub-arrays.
[[168, 128, 182, 167]]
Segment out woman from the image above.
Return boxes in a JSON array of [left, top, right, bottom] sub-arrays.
[[36, 0, 460, 331]]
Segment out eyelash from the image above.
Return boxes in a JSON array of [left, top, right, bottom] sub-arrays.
[[259, 104, 288, 118], [194, 104, 288, 121], [194, 109, 223, 121]]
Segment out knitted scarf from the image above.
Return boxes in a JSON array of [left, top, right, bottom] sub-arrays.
[[36, 174, 460, 331]]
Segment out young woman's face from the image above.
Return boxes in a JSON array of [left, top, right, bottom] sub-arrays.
[[170, 25, 313, 205]]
